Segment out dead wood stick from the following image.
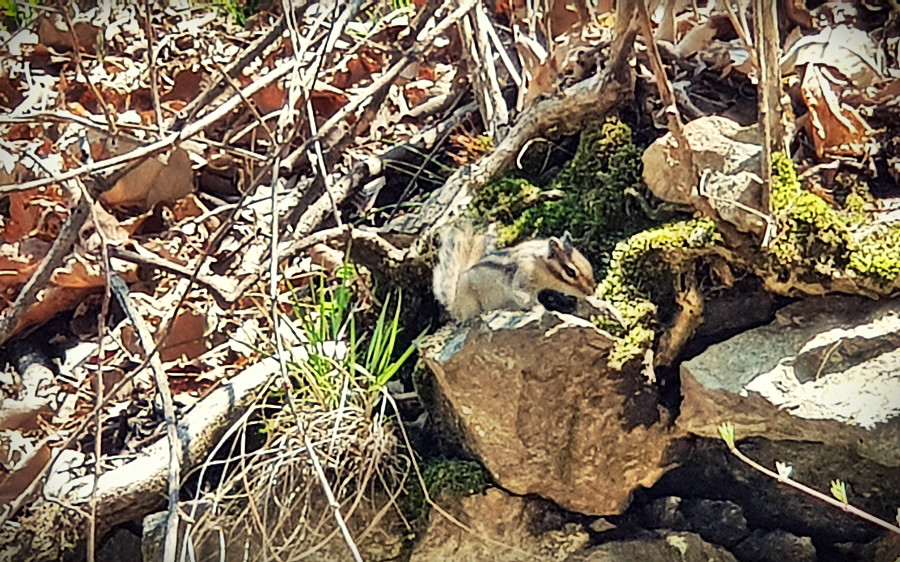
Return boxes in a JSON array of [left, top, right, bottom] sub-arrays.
[[57, 2, 117, 135], [281, 0, 476, 171], [0, 184, 89, 347], [142, 0, 164, 136], [109, 274, 182, 562], [172, 3, 313, 130], [2, 56, 298, 195], [108, 247, 233, 307], [228, 224, 408, 300], [754, 0, 784, 216], [384, 27, 638, 239], [636, 1, 686, 146]]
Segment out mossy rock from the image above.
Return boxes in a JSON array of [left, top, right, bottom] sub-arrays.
[[401, 458, 491, 525], [768, 151, 900, 289], [471, 117, 661, 270], [597, 218, 724, 369]]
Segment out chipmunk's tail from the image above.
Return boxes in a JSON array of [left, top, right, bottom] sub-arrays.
[[432, 220, 490, 313]]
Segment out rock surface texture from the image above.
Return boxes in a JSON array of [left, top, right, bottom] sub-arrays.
[[680, 295, 900, 466], [409, 487, 589, 561], [567, 531, 739, 562], [420, 309, 679, 515], [642, 115, 766, 235]]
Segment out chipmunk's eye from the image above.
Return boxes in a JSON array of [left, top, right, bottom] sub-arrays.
[[563, 265, 577, 278]]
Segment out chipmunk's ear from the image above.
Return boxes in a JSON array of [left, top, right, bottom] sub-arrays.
[[548, 236, 571, 260], [561, 231, 574, 248]]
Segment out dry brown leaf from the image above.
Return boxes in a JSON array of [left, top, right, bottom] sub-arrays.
[[162, 68, 205, 104], [310, 90, 349, 121], [0, 241, 45, 288], [3, 187, 68, 244], [801, 64, 874, 158], [6, 285, 96, 338], [0, 439, 50, 504], [250, 82, 288, 115], [0, 76, 25, 109], [37, 16, 99, 54], [122, 307, 211, 363], [100, 148, 195, 210]]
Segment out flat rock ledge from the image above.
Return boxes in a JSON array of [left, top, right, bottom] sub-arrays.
[[679, 295, 900, 467], [421, 309, 680, 515]]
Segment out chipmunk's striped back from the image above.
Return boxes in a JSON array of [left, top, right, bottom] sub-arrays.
[[432, 221, 490, 316], [433, 221, 597, 321]]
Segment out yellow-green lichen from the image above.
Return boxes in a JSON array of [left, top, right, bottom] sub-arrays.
[[598, 218, 723, 369], [768, 151, 900, 288]]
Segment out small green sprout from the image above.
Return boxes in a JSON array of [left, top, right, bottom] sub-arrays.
[[717, 422, 736, 449], [776, 461, 793, 480], [831, 479, 848, 504]]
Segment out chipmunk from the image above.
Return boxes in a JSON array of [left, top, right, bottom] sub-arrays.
[[433, 221, 597, 321]]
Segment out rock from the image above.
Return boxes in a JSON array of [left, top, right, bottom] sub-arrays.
[[569, 531, 739, 561], [640, 496, 691, 531], [409, 487, 589, 561], [420, 309, 680, 515], [733, 529, 816, 562], [861, 531, 900, 562], [680, 498, 750, 548], [675, 294, 900, 541], [637, 496, 749, 548], [644, 437, 888, 542], [642, 115, 766, 235], [97, 525, 141, 562], [680, 295, 900, 465]]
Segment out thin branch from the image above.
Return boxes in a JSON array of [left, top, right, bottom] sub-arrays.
[[142, 0, 164, 136], [636, 0, 685, 144], [0, 183, 90, 347], [282, 0, 477, 170], [57, 2, 117, 135], [725, 443, 900, 535], [754, 0, 785, 218], [2, 56, 298, 195], [109, 273, 182, 561]]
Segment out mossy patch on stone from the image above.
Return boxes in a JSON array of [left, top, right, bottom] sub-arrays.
[[597, 218, 723, 369], [768, 151, 900, 288], [401, 458, 491, 524], [471, 117, 658, 269]]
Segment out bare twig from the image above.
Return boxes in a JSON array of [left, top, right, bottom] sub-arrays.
[[172, 2, 314, 130], [721, 433, 900, 535], [386, 92, 469, 221], [107, 247, 233, 307], [722, 0, 755, 55], [142, 0, 163, 136], [2, 56, 299, 195], [56, 2, 117, 135], [0, 183, 90, 347], [636, 0, 686, 144], [109, 273, 182, 562], [215, 59, 275, 144], [86, 188, 113, 562], [282, 0, 477, 171], [754, 0, 785, 217]]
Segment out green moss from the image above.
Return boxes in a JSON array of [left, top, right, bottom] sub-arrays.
[[597, 218, 723, 369], [401, 458, 491, 524], [471, 118, 659, 268], [769, 152, 852, 271], [847, 227, 900, 283], [768, 151, 900, 288]]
